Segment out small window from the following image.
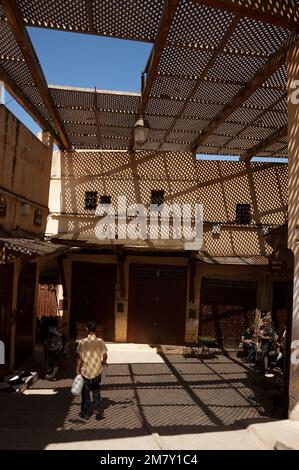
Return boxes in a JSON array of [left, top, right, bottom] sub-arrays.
[[100, 195, 111, 205], [236, 204, 251, 224], [0, 194, 7, 217], [151, 190, 164, 206], [84, 191, 98, 210], [34, 208, 42, 227]]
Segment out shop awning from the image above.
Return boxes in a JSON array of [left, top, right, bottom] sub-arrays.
[[0, 238, 67, 263]]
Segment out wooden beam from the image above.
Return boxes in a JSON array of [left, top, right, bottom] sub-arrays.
[[0, 65, 64, 146], [117, 247, 126, 299], [158, 71, 285, 91], [192, 0, 299, 31], [57, 254, 68, 300], [1, 0, 71, 149], [167, 40, 270, 59], [86, 0, 94, 33], [190, 34, 297, 152], [240, 124, 287, 161], [0, 55, 26, 63], [188, 253, 197, 303], [93, 87, 101, 146], [128, 0, 179, 150]]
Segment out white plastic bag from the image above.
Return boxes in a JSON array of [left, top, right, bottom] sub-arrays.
[[71, 374, 84, 396], [101, 363, 108, 379]]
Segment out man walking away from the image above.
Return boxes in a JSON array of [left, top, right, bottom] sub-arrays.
[[76, 321, 108, 420]]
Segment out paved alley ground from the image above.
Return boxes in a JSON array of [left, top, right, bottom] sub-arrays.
[[0, 345, 281, 450]]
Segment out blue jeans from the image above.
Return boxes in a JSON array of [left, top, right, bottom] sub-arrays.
[[81, 374, 102, 415]]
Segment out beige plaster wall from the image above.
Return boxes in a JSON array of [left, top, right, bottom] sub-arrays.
[[0, 105, 53, 234], [47, 149, 287, 257]]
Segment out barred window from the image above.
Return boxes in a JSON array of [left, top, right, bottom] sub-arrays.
[[84, 191, 98, 210], [100, 195, 111, 205], [235, 204, 251, 224], [151, 190, 164, 206]]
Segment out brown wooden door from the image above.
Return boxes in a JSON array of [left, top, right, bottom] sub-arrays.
[[199, 278, 257, 349], [0, 263, 14, 377], [128, 265, 187, 345], [272, 281, 291, 329], [15, 263, 37, 367], [71, 262, 117, 341]]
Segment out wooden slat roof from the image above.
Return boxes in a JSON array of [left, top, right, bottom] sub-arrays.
[[0, 0, 296, 159]]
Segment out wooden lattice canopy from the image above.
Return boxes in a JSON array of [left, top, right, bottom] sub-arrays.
[[0, 0, 297, 159]]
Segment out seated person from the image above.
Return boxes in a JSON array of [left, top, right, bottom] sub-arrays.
[[240, 327, 256, 363], [259, 317, 276, 376], [273, 324, 286, 372]]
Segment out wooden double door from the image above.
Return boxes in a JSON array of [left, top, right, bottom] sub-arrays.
[[128, 265, 187, 345], [0, 264, 14, 376], [71, 262, 117, 341], [15, 263, 37, 368], [0, 263, 37, 371], [199, 278, 258, 349]]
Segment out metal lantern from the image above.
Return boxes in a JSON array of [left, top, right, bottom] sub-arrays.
[[134, 116, 149, 144]]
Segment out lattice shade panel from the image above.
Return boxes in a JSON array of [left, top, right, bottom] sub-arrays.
[[257, 140, 288, 158], [49, 86, 140, 149], [143, 1, 291, 156], [0, 18, 24, 61], [169, 1, 235, 48], [226, 16, 292, 55], [56, 149, 287, 256], [0, 0, 294, 156], [0, 12, 60, 137], [16, 0, 164, 42]]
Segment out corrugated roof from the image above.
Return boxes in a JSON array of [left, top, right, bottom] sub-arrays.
[[197, 252, 269, 265], [0, 238, 67, 257], [51, 232, 272, 264]]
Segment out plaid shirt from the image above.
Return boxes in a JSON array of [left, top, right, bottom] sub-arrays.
[[77, 334, 107, 379]]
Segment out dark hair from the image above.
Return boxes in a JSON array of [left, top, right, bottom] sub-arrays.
[[87, 321, 97, 333]]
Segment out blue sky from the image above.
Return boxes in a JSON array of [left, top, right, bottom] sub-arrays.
[[28, 28, 151, 91], [3, 27, 287, 163], [4, 27, 151, 135]]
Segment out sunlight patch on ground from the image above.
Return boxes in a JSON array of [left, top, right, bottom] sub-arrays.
[[23, 389, 58, 395], [106, 343, 164, 364], [44, 434, 161, 450]]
